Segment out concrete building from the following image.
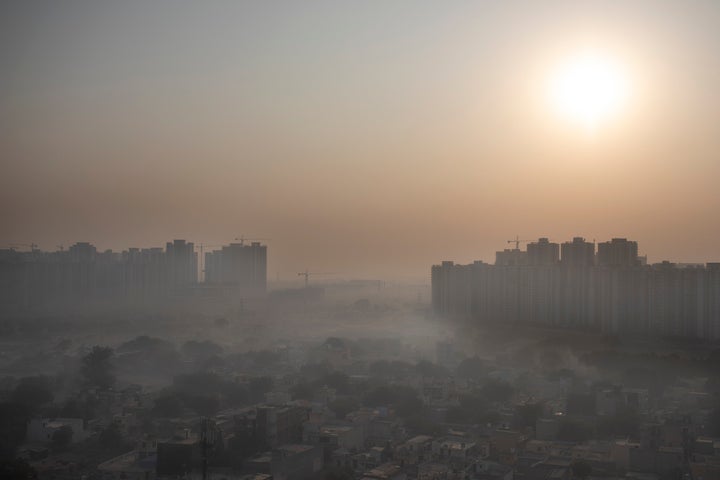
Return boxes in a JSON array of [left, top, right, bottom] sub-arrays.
[[27, 418, 87, 444], [597, 238, 639, 267], [527, 238, 559, 266], [495, 249, 528, 267], [560, 237, 595, 267], [432, 237, 720, 340], [165, 239, 198, 287], [0, 239, 204, 310], [256, 405, 309, 448], [205, 242, 267, 295], [97, 439, 157, 480]]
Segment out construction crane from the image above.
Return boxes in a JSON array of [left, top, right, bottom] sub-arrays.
[[297, 270, 337, 288], [2, 243, 38, 252], [194, 244, 222, 282], [507, 236, 557, 250], [234, 236, 270, 246], [507, 236, 532, 250]]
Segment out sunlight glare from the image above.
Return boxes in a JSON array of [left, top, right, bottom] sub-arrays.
[[549, 51, 630, 131]]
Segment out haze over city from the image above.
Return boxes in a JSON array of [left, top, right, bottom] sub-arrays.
[[3, 1, 720, 280], [3, 3, 720, 480]]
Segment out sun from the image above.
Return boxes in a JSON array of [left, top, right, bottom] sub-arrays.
[[548, 51, 630, 131]]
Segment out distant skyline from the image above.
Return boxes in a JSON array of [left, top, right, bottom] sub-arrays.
[[2, 1, 720, 280]]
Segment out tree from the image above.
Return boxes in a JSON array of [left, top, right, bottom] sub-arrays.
[[0, 402, 31, 458], [321, 372, 350, 394], [223, 382, 249, 406], [153, 393, 184, 418], [329, 397, 360, 419], [117, 335, 173, 353], [183, 394, 220, 416], [0, 458, 38, 479], [248, 350, 282, 368], [81, 346, 115, 390], [51, 426, 73, 451], [404, 411, 446, 436], [363, 385, 423, 418], [368, 360, 413, 379], [455, 356, 487, 380], [12, 377, 54, 412], [290, 382, 314, 401], [248, 376, 274, 403], [479, 379, 514, 403], [181, 340, 223, 360], [173, 371, 224, 394]]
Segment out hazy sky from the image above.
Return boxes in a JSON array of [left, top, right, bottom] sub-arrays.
[[2, 1, 720, 280]]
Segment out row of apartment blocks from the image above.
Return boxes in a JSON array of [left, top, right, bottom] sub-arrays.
[[497, 237, 643, 267], [0, 240, 266, 309], [432, 237, 720, 340]]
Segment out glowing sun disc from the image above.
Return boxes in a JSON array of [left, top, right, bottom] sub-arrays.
[[549, 52, 630, 130]]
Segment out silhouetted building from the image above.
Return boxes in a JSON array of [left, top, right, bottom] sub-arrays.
[[527, 238, 559, 266], [495, 249, 528, 266], [256, 405, 309, 448], [561, 237, 595, 267], [432, 237, 720, 340], [204, 242, 267, 295], [0, 239, 202, 311], [165, 239, 198, 287], [597, 238, 639, 267]]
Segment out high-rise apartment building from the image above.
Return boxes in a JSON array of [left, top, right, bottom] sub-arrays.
[[204, 242, 267, 295], [432, 237, 720, 340], [527, 238, 560, 266], [495, 249, 528, 266], [165, 239, 198, 287], [597, 238, 639, 267], [0, 239, 201, 310], [561, 237, 595, 267]]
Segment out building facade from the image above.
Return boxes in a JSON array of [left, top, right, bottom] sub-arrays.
[[204, 242, 267, 295], [432, 238, 720, 339]]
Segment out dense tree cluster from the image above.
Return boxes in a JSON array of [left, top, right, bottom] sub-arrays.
[[81, 346, 115, 390]]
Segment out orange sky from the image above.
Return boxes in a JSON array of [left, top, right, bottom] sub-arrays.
[[2, 1, 720, 280]]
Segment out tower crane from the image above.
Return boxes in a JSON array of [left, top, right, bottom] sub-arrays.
[[234, 236, 270, 246], [507, 236, 557, 250], [2, 243, 38, 252], [507, 236, 532, 250], [297, 270, 337, 288], [194, 243, 222, 281]]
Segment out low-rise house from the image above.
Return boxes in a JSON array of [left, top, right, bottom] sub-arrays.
[[97, 439, 157, 480], [432, 436, 477, 464], [271, 444, 324, 480], [467, 459, 513, 480], [27, 417, 87, 444], [362, 462, 407, 480], [396, 435, 434, 465]]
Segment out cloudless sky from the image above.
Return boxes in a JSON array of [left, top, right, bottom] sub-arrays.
[[2, 1, 720, 280]]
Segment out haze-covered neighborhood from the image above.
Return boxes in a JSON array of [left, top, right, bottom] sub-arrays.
[[3, 2, 720, 480], [1, 273, 719, 480]]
